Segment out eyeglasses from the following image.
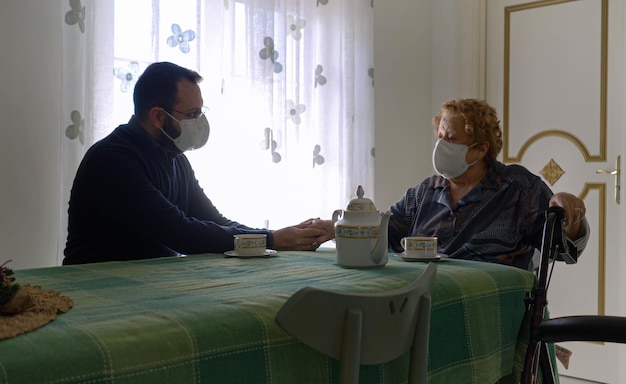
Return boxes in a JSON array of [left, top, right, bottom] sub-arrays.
[[162, 106, 208, 120]]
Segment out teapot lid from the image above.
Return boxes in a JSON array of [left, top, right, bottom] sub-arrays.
[[346, 185, 377, 212]]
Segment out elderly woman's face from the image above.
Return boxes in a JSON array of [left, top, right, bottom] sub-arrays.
[[436, 113, 474, 145]]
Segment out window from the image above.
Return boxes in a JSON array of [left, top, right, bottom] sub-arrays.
[[110, 0, 374, 230]]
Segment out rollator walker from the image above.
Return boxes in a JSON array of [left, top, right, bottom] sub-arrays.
[[521, 206, 626, 383]]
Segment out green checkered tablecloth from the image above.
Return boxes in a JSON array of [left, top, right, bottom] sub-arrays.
[[0, 249, 535, 384]]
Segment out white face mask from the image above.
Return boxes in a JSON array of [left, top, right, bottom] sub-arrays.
[[161, 110, 210, 152], [432, 139, 478, 179]]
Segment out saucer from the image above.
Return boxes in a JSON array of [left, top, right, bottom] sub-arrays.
[[224, 249, 277, 259], [396, 253, 448, 262]]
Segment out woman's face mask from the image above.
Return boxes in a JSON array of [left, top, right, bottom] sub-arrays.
[[432, 139, 478, 179], [161, 110, 210, 153]]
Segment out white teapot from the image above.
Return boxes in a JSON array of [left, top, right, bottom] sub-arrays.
[[332, 185, 392, 268]]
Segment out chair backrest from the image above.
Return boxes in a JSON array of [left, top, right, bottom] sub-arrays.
[[275, 262, 437, 384]]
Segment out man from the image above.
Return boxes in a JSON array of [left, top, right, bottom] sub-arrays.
[[64, 62, 333, 265]]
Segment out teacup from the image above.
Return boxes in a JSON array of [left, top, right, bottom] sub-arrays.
[[234, 234, 267, 256], [400, 236, 438, 258]]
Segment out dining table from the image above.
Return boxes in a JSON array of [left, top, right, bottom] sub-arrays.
[[0, 248, 536, 384]]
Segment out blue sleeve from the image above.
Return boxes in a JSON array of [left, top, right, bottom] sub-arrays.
[[525, 175, 555, 252], [386, 186, 422, 254], [85, 148, 270, 254]]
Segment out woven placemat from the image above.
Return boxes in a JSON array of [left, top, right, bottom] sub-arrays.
[[0, 285, 73, 340]]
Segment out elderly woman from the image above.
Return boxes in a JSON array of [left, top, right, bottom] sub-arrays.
[[387, 98, 589, 270]]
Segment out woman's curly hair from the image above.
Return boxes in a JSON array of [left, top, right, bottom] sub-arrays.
[[432, 98, 503, 164]]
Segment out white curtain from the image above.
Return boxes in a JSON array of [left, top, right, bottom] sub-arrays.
[[60, 0, 116, 264], [60, 0, 374, 263]]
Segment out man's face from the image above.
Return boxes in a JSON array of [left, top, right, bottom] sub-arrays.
[[157, 79, 204, 153], [167, 80, 205, 136]]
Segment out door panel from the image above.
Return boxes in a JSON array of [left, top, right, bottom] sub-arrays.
[[486, 0, 624, 382]]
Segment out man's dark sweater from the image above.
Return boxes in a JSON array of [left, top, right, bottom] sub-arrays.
[[64, 117, 270, 264]]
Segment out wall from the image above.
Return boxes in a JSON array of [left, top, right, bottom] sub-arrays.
[[373, 1, 433, 210], [0, 0, 474, 270], [0, 0, 63, 270], [374, 0, 483, 210]]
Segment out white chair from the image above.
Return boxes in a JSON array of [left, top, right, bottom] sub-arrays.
[[275, 262, 437, 384]]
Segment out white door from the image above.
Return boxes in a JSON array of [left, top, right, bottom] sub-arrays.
[[485, 0, 625, 382]]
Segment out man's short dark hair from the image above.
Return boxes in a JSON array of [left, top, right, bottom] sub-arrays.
[[133, 62, 203, 121]]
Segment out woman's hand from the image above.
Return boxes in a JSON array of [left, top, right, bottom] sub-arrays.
[[549, 192, 586, 239]]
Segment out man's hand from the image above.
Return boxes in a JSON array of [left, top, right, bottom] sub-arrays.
[[272, 219, 335, 251]]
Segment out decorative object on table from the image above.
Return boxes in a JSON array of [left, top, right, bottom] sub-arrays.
[[0, 260, 22, 313], [0, 260, 73, 340], [332, 185, 392, 269]]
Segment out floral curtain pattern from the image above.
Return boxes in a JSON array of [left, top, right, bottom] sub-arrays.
[[60, 0, 374, 262]]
